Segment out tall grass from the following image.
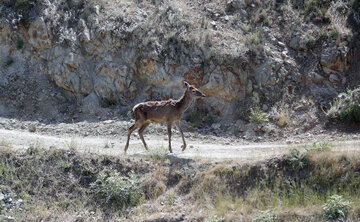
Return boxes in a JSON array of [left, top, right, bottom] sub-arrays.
[[1, 144, 360, 221], [188, 149, 360, 221]]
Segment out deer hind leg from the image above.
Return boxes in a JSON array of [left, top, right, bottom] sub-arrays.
[[138, 122, 150, 150], [124, 121, 141, 154], [175, 121, 186, 151], [167, 122, 173, 153]]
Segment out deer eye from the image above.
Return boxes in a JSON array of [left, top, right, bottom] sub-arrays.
[[192, 90, 196, 92]]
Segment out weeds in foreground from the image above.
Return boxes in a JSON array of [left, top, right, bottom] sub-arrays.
[[322, 195, 351, 220], [285, 141, 330, 169], [91, 170, 144, 209], [253, 209, 278, 222], [190, 149, 360, 221], [308, 141, 331, 152], [285, 148, 309, 169], [168, 191, 176, 206], [68, 137, 81, 150], [0, 139, 11, 148], [1, 145, 360, 221], [27, 142, 42, 155], [204, 215, 225, 222], [146, 145, 168, 160]]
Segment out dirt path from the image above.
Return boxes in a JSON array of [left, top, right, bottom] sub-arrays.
[[1, 118, 359, 161], [0, 128, 288, 159]]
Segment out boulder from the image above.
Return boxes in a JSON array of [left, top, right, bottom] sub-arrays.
[[329, 74, 340, 83], [288, 34, 309, 51], [82, 93, 102, 115], [252, 58, 275, 86], [226, 0, 245, 11], [27, 17, 51, 49], [320, 45, 349, 75]]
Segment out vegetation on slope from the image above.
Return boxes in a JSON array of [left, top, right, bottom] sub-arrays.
[[0, 143, 360, 221]]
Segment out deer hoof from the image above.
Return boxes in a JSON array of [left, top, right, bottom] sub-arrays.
[[181, 145, 186, 152]]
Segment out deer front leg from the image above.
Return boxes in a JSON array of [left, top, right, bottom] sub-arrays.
[[175, 121, 186, 151], [167, 122, 173, 153]]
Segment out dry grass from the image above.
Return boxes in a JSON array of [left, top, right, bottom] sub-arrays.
[[1, 143, 360, 221]]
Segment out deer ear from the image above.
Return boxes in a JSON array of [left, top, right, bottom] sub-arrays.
[[184, 81, 189, 88]]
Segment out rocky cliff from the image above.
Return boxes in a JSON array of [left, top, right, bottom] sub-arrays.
[[0, 0, 359, 126]]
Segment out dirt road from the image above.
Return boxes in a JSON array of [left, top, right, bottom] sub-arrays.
[[0, 128, 289, 160], [0, 117, 359, 161]]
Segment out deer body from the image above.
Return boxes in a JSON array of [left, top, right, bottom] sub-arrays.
[[124, 82, 205, 154]]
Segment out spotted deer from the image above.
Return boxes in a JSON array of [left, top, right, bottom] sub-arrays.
[[124, 81, 206, 154]]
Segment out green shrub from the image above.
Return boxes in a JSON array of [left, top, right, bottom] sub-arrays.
[[326, 87, 360, 123], [91, 170, 144, 209], [305, 0, 331, 17], [308, 141, 331, 152], [285, 148, 309, 169], [205, 215, 225, 222], [322, 195, 351, 220], [249, 107, 269, 123], [147, 146, 168, 160], [27, 144, 40, 155], [253, 209, 278, 222], [330, 29, 340, 40], [62, 163, 72, 173]]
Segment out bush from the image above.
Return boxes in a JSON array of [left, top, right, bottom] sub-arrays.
[[205, 215, 225, 222], [91, 170, 144, 209], [305, 0, 332, 18], [147, 146, 168, 160], [253, 209, 278, 222], [322, 195, 351, 220], [249, 107, 270, 123], [326, 87, 360, 123], [285, 148, 309, 169]]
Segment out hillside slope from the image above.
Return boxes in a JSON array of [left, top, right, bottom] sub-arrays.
[[0, 0, 359, 131]]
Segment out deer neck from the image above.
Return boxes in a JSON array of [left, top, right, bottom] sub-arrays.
[[177, 90, 194, 113]]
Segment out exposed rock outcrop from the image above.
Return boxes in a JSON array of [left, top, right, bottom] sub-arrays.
[[0, 0, 358, 123]]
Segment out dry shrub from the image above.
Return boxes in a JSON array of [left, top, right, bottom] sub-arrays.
[[326, 87, 360, 123], [142, 170, 167, 199]]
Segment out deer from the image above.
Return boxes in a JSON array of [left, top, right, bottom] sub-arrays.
[[124, 81, 206, 154]]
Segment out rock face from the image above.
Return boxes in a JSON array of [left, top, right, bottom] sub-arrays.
[[0, 0, 357, 122], [27, 17, 51, 49], [320, 45, 350, 75]]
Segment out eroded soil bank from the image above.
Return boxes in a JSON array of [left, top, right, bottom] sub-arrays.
[[1, 144, 360, 221]]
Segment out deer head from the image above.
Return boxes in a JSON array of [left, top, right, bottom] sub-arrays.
[[184, 81, 206, 98]]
